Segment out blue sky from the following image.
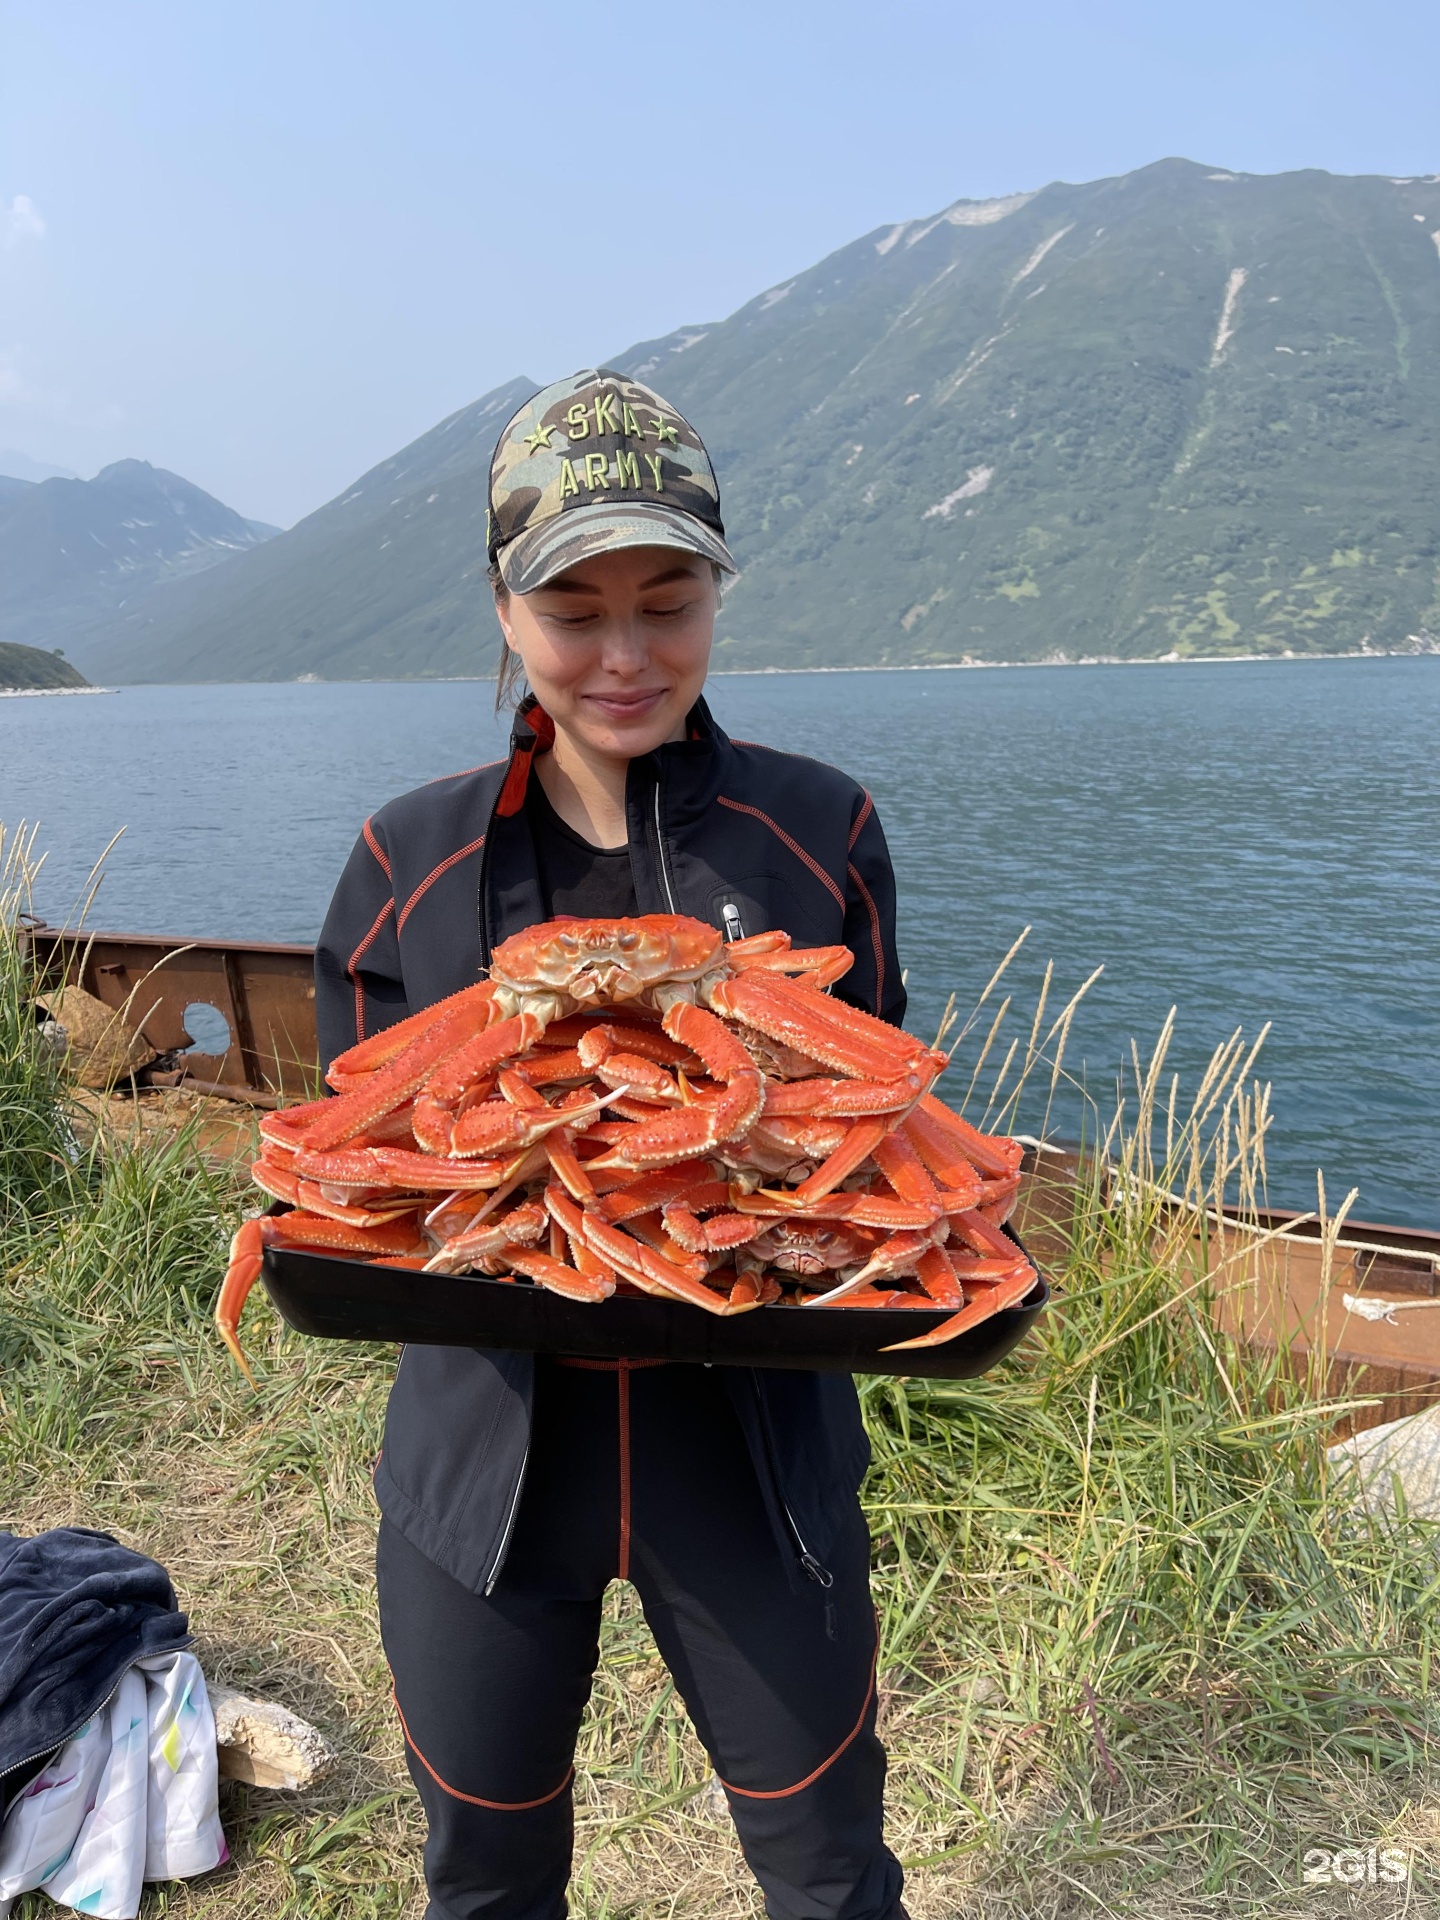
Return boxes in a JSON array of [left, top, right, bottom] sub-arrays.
[[2, 0, 1436, 525]]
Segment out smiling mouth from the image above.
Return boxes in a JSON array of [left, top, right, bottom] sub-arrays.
[[585, 689, 669, 715]]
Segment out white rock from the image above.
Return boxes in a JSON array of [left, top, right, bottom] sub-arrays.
[[1327, 1403, 1440, 1522], [209, 1684, 335, 1791]]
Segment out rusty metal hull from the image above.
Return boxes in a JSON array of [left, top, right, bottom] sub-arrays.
[[1014, 1143, 1440, 1438], [24, 924, 317, 1102]]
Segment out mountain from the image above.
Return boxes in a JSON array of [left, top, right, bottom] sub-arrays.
[[0, 460, 280, 654], [74, 159, 1440, 681], [0, 642, 90, 690], [0, 449, 77, 483], [68, 381, 536, 683]]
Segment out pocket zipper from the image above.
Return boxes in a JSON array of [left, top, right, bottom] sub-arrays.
[[483, 1444, 530, 1596], [750, 1372, 833, 1587]]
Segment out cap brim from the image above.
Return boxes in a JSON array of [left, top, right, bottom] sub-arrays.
[[497, 502, 737, 596]]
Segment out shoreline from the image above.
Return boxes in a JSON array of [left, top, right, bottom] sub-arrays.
[[0, 684, 115, 699], [711, 645, 1440, 676], [15, 648, 1437, 693]]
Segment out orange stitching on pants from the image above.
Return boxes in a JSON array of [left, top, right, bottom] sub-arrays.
[[392, 1691, 573, 1811], [718, 1622, 878, 1799]]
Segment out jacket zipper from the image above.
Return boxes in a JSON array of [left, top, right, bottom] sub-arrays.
[[482, 1442, 530, 1596], [0, 1646, 187, 1790], [652, 780, 679, 913], [750, 1372, 833, 1587]]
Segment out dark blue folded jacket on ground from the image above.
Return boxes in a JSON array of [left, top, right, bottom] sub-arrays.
[[0, 1527, 190, 1808]]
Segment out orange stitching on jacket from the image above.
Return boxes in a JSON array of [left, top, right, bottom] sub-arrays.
[[347, 898, 395, 1042], [362, 817, 391, 878], [716, 798, 846, 911], [847, 861, 884, 1013], [848, 792, 873, 851], [719, 1630, 878, 1799], [392, 1693, 573, 1810], [397, 835, 487, 937]]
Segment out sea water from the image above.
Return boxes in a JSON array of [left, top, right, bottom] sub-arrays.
[[3, 658, 1436, 1227]]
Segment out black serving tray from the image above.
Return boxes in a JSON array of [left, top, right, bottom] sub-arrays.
[[260, 1222, 1048, 1380]]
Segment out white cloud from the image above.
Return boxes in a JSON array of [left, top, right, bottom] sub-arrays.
[[3, 195, 46, 248]]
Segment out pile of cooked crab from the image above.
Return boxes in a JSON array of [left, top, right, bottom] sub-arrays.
[[217, 915, 1036, 1379]]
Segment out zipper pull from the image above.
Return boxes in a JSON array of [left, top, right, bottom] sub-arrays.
[[721, 902, 745, 943], [799, 1551, 834, 1588]]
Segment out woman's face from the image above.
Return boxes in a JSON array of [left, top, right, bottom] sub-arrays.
[[495, 546, 716, 761]]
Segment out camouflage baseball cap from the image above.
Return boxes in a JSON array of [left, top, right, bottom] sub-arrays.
[[487, 369, 737, 595]]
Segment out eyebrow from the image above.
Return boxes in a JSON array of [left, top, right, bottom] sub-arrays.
[[535, 563, 702, 597]]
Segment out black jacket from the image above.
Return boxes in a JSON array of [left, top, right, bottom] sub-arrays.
[[0, 1528, 190, 1809], [315, 696, 908, 1595]]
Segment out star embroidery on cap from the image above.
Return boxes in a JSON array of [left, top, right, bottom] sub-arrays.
[[523, 421, 556, 454], [649, 414, 680, 447]]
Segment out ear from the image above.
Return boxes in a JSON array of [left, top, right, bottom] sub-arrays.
[[493, 591, 517, 650]]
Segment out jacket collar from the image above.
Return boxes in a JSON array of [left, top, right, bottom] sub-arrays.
[[497, 693, 731, 824]]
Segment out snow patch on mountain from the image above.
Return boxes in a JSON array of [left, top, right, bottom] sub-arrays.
[[923, 467, 994, 517]]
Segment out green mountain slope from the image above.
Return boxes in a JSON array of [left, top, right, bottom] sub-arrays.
[[75, 159, 1440, 681], [0, 643, 90, 690]]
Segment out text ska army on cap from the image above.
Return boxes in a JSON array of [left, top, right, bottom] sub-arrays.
[[525, 392, 683, 499]]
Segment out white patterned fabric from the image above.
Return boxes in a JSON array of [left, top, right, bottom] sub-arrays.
[[0, 1653, 225, 1918]]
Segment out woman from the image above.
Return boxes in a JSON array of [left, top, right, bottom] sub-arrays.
[[315, 370, 911, 1920]]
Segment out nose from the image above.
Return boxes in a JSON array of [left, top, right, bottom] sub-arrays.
[[597, 608, 650, 677]]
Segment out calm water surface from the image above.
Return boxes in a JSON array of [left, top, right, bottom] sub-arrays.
[[3, 660, 1436, 1227]]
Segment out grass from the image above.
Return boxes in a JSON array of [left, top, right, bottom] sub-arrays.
[[3, 828, 1439, 1916]]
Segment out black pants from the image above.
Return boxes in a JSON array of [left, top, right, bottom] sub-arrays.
[[376, 1357, 904, 1920]]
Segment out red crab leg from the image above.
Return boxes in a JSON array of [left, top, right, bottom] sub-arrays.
[[579, 1035, 684, 1104], [870, 1129, 943, 1213], [802, 1229, 939, 1305], [258, 1100, 331, 1151], [251, 1156, 302, 1207], [662, 1203, 762, 1254], [811, 1286, 922, 1309], [505, 1247, 612, 1304], [731, 1188, 938, 1231], [325, 982, 500, 1086], [950, 1207, 1022, 1261], [423, 1199, 548, 1273], [595, 1168, 727, 1224], [541, 1187, 621, 1292], [583, 1004, 764, 1172], [726, 944, 855, 988], [577, 1021, 699, 1070], [912, 1096, 1021, 1180], [709, 973, 944, 1084], [725, 931, 792, 959], [724, 1269, 781, 1311], [879, 1262, 1038, 1352], [507, 1046, 588, 1087], [369, 1147, 514, 1190], [576, 1212, 731, 1315], [301, 998, 503, 1152], [444, 1083, 615, 1160], [216, 1210, 427, 1383], [762, 1077, 920, 1118], [897, 1110, 983, 1201], [787, 1117, 891, 1204], [294, 1183, 425, 1228], [915, 1245, 965, 1307]]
